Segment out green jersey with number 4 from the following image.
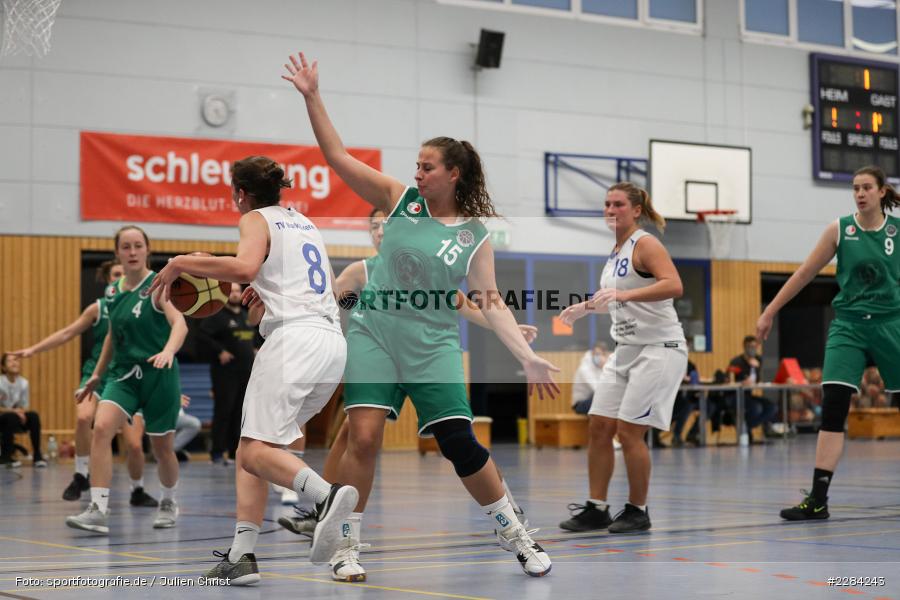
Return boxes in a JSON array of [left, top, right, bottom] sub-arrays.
[[105, 272, 172, 372], [832, 214, 900, 317], [360, 187, 489, 330]]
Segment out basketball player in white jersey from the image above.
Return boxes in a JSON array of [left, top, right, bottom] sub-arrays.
[[557, 182, 687, 534], [151, 155, 357, 585]]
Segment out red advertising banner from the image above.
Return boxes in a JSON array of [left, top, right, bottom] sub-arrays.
[[80, 131, 379, 229]]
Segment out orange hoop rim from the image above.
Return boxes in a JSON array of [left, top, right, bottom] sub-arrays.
[[696, 209, 738, 223]]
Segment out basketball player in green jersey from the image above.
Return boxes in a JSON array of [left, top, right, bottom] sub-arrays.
[[285, 52, 559, 579], [66, 226, 187, 535], [758, 165, 900, 520], [277, 209, 537, 545], [12, 261, 158, 507]]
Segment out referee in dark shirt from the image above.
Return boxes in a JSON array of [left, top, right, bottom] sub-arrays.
[[198, 284, 257, 463]]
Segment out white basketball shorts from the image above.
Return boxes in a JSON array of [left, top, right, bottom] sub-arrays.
[[241, 324, 347, 446], [589, 342, 688, 431]]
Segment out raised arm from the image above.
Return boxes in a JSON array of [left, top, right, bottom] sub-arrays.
[[11, 303, 99, 358], [282, 52, 406, 212], [757, 222, 838, 340]]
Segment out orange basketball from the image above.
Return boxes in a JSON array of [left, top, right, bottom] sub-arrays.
[[168, 252, 231, 318]]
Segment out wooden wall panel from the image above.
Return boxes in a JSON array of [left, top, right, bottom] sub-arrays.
[[0, 236, 836, 450]]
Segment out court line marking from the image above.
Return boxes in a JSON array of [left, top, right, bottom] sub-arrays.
[[257, 571, 493, 600], [0, 536, 156, 561]]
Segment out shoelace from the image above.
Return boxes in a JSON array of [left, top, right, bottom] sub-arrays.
[[292, 506, 318, 520], [504, 526, 542, 556], [212, 550, 228, 560], [796, 489, 814, 509], [332, 542, 371, 564], [566, 502, 591, 516]]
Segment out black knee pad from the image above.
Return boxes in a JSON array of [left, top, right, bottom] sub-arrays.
[[820, 384, 853, 432], [431, 419, 490, 478]]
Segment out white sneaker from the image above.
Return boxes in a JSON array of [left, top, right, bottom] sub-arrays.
[[153, 499, 179, 528], [496, 506, 530, 552], [497, 525, 552, 577], [329, 540, 368, 582], [66, 502, 109, 534], [309, 484, 359, 564]]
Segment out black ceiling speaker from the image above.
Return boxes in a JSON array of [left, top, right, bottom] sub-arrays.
[[475, 29, 505, 69]]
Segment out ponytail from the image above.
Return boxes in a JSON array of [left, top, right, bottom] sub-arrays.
[[231, 155, 292, 208], [608, 182, 666, 232]]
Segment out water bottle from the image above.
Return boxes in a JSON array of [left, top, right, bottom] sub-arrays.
[[738, 423, 749, 447], [47, 435, 58, 462]]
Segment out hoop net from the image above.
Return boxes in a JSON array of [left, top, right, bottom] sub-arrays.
[[697, 210, 738, 260], [1, 0, 62, 58]]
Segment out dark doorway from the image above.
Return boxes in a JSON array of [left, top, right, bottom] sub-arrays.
[[468, 257, 528, 442], [761, 273, 838, 376]]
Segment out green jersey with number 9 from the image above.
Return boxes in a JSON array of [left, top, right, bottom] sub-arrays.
[[361, 187, 489, 330], [832, 214, 900, 317]]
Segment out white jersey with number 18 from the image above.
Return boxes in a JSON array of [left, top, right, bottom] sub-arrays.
[[599, 229, 685, 346], [251, 205, 341, 338]]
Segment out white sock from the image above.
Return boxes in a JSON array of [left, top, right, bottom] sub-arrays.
[[228, 521, 259, 563], [160, 483, 177, 502], [631, 503, 647, 512], [482, 494, 520, 533], [130, 477, 144, 491], [91, 487, 110, 513], [290, 449, 305, 459], [74, 455, 90, 476], [292, 467, 330, 504], [501, 478, 520, 513], [589, 498, 609, 510], [343, 512, 363, 542]]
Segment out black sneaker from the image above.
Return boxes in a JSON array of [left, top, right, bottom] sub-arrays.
[[608, 503, 651, 533], [206, 549, 260, 586], [62, 473, 90, 501], [559, 501, 612, 532], [130, 486, 159, 507], [175, 450, 190, 463], [780, 491, 829, 521], [278, 506, 318, 538], [1, 455, 22, 468], [310, 484, 359, 564]]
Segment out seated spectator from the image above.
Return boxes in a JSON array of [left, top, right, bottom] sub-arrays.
[[0, 353, 45, 467], [727, 335, 777, 444], [173, 394, 202, 462], [570, 342, 609, 414], [852, 367, 888, 408]]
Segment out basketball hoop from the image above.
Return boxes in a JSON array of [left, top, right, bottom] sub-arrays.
[[1, 0, 62, 58], [697, 209, 738, 260]]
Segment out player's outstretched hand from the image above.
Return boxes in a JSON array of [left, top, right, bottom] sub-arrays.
[[8, 347, 33, 359], [282, 52, 318, 97], [524, 356, 561, 401], [559, 301, 591, 326], [147, 350, 175, 369], [76, 375, 100, 404], [518, 324, 538, 344], [149, 256, 185, 303]]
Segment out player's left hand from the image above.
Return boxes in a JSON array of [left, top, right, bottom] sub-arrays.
[[180, 394, 191, 408], [591, 287, 630, 307], [524, 355, 561, 401], [518, 324, 538, 344], [148, 350, 175, 369], [149, 256, 185, 302]]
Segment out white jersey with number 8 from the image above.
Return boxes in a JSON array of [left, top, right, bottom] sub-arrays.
[[251, 206, 341, 338]]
